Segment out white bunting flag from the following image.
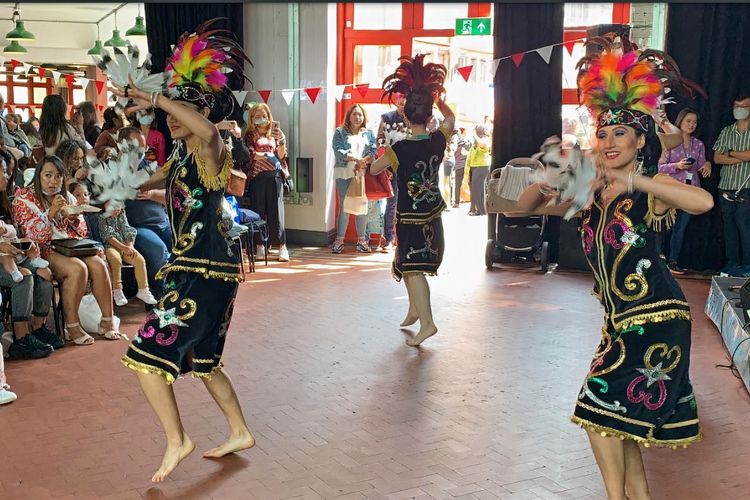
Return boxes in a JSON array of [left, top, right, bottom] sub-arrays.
[[232, 90, 248, 107], [52, 71, 61, 83], [536, 45, 554, 65], [491, 59, 500, 77], [22, 63, 31, 75], [281, 89, 296, 106], [0, 56, 6, 67], [78, 77, 91, 90], [332, 85, 346, 102]]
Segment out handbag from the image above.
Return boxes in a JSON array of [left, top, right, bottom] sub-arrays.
[[226, 168, 247, 197], [364, 169, 394, 201], [343, 175, 368, 215], [31, 144, 45, 165], [52, 238, 100, 257]]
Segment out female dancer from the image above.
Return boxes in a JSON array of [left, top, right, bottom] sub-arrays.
[[108, 21, 254, 482], [518, 47, 712, 499], [371, 55, 454, 347]]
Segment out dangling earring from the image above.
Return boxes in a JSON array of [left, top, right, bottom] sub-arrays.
[[635, 150, 645, 174]]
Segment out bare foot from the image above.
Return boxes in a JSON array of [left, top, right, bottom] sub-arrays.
[[406, 325, 438, 347], [203, 430, 255, 458], [152, 434, 195, 483], [400, 311, 419, 327]]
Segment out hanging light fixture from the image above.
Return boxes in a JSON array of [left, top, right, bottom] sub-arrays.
[[88, 23, 105, 55], [3, 40, 27, 54], [125, 4, 146, 37], [104, 11, 128, 47], [5, 5, 34, 42]]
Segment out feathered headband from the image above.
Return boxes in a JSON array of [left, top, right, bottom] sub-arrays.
[[381, 54, 447, 104], [576, 33, 705, 133]]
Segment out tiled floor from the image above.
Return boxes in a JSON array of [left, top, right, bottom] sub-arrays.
[[2, 208, 749, 500]]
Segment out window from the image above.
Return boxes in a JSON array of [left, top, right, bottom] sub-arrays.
[[564, 3, 614, 27], [423, 3, 468, 29], [562, 105, 592, 150], [353, 45, 402, 88], [353, 3, 401, 30]]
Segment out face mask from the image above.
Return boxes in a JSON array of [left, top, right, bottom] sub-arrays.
[[253, 117, 270, 127], [42, 187, 61, 196], [733, 107, 750, 120], [138, 114, 155, 126]]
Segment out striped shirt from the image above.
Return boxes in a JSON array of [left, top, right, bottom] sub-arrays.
[[713, 123, 750, 190]]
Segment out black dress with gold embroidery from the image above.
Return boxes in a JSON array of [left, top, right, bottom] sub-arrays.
[[572, 183, 701, 448], [384, 129, 449, 281], [122, 144, 241, 384]]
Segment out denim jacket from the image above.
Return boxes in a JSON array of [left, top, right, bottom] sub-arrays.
[[332, 127, 377, 168]]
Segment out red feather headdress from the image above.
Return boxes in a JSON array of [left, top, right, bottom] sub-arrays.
[[381, 54, 447, 104]]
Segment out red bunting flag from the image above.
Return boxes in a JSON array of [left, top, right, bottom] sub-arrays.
[[511, 53, 525, 68], [8, 105, 14, 113], [94, 80, 106, 94], [305, 87, 321, 104], [563, 40, 577, 56], [354, 83, 369, 98], [36, 67, 44, 78], [64, 74, 74, 88], [10, 59, 20, 72], [456, 65, 473, 82], [257, 90, 272, 103], [96, 105, 105, 113]]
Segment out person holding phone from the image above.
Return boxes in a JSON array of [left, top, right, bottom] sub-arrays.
[[658, 108, 711, 274]]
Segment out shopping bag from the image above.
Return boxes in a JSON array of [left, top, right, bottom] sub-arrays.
[[78, 293, 120, 334], [343, 175, 368, 215], [364, 169, 394, 201]]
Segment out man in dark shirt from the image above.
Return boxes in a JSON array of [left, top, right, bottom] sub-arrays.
[[377, 98, 409, 250]]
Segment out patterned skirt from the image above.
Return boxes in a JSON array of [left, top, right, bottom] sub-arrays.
[[572, 318, 701, 448], [122, 270, 239, 384], [393, 217, 444, 281]]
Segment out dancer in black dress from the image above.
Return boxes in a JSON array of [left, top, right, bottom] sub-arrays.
[[108, 21, 255, 482], [371, 55, 454, 347], [518, 40, 712, 499]]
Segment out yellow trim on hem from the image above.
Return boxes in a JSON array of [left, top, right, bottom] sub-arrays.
[[576, 400, 653, 428], [156, 264, 242, 282], [190, 363, 224, 381], [571, 415, 702, 449], [384, 146, 399, 172], [194, 145, 234, 192], [127, 344, 181, 373], [122, 357, 176, 385]]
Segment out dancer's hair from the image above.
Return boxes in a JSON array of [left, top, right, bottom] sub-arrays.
[[381, 54, 447, 126]]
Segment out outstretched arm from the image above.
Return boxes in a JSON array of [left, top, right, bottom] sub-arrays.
[[605, 169, 713, 215]]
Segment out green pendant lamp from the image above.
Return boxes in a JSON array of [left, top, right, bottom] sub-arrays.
[[125, 5, 146, 37], [104, 12, 128, 48], [88, 24, 105, 55], [5, 20, 34, 42], [4, 40, 27, 54]]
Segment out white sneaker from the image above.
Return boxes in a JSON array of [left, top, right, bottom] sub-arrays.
[[113, 288, 128, 306], [278, 246, 290, 262], [0, 388, 17, 405], [29, 257, 49, 269], [136, 288, 158, 305]]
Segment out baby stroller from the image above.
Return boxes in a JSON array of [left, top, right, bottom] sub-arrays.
[[484, 157, 549, 271]]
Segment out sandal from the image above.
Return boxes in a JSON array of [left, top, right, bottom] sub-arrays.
[[98, 317, 123, 341], [64, 323, 95, 346]]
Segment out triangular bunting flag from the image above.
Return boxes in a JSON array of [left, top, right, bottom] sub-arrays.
[[457, 65, 473, 82], [511, 53, 525, 68], [354, 83, 369, 98], [68, 105, 74, 115], [94, 80, 106, 94], [0, 56, 6, 68], [563, 40, 577, 56], [232, 90, 248, 107], [80, 77, 91, 89], [96, 105, 105, 113], [10, 59, 20, 72], [36, 66, 45, 78], [281, 89, 295, 106], [305, 87, 321, 104], [8, 105, 14, 113], [51, 71, 61, 83], [64, 74, 75, 88], [536, 45, 554, 64], [22, 63, 31, 75], [491, 59, 500, 77], [332, 84, 346, 102], [257, 90, 272, 103]]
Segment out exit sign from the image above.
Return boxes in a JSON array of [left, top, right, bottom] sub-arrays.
[[455, 17, 491, 36]]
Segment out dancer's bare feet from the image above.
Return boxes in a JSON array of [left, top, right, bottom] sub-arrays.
[[203, 430, 255, 458], [400, 311, 419, 327], [406, 324, 438, 347], [152, 433, 195, 483]]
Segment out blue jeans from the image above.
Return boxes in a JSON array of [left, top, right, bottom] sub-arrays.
[[335, 177, 367, 239], [239, 208, 261, 224], [668, 210, 690, 263], [383, 171, 399, 244], [134, 222, 172, 297], [720, 189, 750, 267]]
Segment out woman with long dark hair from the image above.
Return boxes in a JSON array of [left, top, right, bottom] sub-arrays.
[[55, 138, 87, 188], [39, 95, 84, 155], [93, 107, 125, 160], [371, 55, 455, 347], [76, 101, 102, 147], [518, 45, 713, 499]]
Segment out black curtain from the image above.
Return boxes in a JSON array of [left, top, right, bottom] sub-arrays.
[[665, 4, 750, 271]]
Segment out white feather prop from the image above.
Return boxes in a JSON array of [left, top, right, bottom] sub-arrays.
[[88, 140, 155, 216], [534, 144, 597, 220], [381, 123, 411, 146], [92, 45, 166, 107]]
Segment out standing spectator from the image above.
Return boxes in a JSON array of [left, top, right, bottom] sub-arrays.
[[135, 109, 167, 166], [331, 104, 377, 253], [466, 124, 491, 216], [94, 107, 125, 160], [658, 108, 712, 274], [39, 94, 84, 155], [20, 116, 41, 148], [377, 94, 409, 251], [76, 101, 102, 147], [442, 131, 456, 209], [713, 91, 750, 276], [452, 127, 470, 207], [244, 103, 290, 261]]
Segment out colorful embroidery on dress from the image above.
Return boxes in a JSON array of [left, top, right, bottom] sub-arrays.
[[405, 223, 439, 260], [626, 342, 681, 411], [406, 155, 441, 209], [134, 290, 197, 347]]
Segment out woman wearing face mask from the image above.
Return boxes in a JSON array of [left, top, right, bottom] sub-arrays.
[[13, 155, 121, 346], [519, 46, 712, 499], [658, 109, 711, 274], [244, 103, 290, 261], [137, 109, 166, 166]]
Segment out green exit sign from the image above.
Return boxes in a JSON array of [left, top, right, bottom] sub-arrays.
[[455, 17, 491, 36]]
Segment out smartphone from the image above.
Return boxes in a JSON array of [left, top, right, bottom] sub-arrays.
[[12, 240, 32, 251], [684, 157, 696, 165], [272, 121, 280, 130]]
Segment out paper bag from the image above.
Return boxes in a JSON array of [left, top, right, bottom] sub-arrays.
[[343, 175, 368, 215]]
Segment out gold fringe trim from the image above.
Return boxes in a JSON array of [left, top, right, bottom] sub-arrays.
[[397, 202, 447, 224], [128, 344, 181, 373], [613, 309, 692, 331], [190, 362, 224, 382], [194, 145, 234, 192], [156, 264, 242, 283], [392, 267, 438, 282], [384, 147, 399, 172], [645, 191, 676, 231], [121, 357, 176, 385], [571, 415, 703, 449]]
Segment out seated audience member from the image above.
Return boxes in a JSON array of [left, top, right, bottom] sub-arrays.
[[13, 155, 122, 345], [5, 113, 31, 157], [94, 107, 125, 160], [20, 117, 41, 148], [55, 139, 89, 189]]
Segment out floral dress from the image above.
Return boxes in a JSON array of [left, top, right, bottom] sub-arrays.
[[122, 144, 241, 384], [572, 178, 701, 448], [384, 128, 449, 280]]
